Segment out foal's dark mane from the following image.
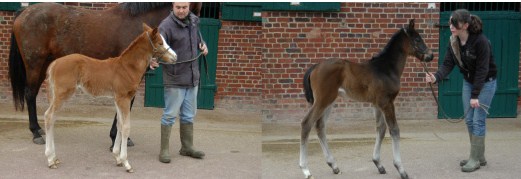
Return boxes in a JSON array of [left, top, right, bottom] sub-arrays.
[[371, 28, 408, 62], [368, 28, 411, 75], [120, 2, 171, 16]]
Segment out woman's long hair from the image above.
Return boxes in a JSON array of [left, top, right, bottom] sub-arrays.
[[450, 9, 483, 34]]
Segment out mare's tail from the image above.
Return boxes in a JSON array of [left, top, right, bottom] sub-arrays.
[[9, 8, 27, 111], [303, 64, 317, 104]]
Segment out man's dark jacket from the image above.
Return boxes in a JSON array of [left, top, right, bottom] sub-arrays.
[[159, 12, 203, 88]]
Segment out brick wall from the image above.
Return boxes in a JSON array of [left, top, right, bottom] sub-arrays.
[[0, 10, 15, 102], [215, 21, 263, 111]]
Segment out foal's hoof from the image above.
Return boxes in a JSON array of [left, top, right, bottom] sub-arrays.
[[33, 137, 45, 145], [333, 168, 341, 174], [117, 163, 123, 167], [48, 159, 60, 169], [378, 167, 386, 174], [400, 172, 409, 179], [127, 168, 134, 173], [306, 175, 314, 179]]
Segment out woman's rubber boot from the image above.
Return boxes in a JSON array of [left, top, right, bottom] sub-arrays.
[[179, 123, 205, 159], [460, 135, 487, 166], [462, 135, 484, 172], [159, 125, 172, 163]]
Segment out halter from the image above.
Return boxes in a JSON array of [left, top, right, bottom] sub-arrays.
[[146, 32, 176, 64], [402, 28, 430, 56], [146, 32, 204, 65]]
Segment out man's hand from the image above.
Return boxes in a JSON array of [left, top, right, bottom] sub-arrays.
[[150, 58, 159, 70], [199, 43, 208, 56]]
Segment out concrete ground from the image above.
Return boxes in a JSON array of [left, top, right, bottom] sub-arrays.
[[263, 117, 521, 179], [0, 103, 261, 179], [2, 100, 520, 179]]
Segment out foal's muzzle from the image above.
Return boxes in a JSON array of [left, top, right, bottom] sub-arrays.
[[417, 49, 434, 62]]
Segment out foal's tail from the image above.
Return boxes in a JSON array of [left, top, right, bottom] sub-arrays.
[[303, 64, 317, 104], [8, 9, 27, 111]]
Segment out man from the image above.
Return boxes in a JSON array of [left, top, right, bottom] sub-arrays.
[[150, 2, 208, 163]]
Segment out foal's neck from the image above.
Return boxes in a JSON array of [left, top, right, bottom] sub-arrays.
[[372, 32, 409, 76], [117, 34, 152, 81]]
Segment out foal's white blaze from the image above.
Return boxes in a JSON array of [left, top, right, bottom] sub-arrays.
[[160, 34, 177, 59]]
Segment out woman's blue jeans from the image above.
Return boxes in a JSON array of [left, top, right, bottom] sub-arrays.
[[462, 79, 496, 137], [161, 86, 198, 126]]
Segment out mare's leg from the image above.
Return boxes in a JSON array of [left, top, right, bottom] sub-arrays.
[[114, 98, 133, 172], [26, 70, 47, 144], [110, 97, 135, 151], [372, 107, 387, 174], [112, 107, 123, 166], [315, 105, 340, 174], [382, 103, 408, 179]]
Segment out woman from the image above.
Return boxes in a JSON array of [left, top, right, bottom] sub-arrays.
[[425, 9, 497, 172]]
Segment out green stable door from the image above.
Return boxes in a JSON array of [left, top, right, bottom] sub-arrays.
[[438, 12, 520, 118], [144, 18, 221, 109]]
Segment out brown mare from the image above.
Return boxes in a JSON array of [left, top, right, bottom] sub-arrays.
[[8, 2, 202, 145], [300, 19, 434, 179], [44, 23, 176, 172]]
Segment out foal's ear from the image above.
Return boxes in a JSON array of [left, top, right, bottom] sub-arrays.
[[408, 19, 415, 30], [142, 23, 152, 31], [151, 27, 159, 37]]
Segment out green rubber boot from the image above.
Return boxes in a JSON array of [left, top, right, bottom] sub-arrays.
[[460, 134, 487, 166], [179, 123, 205, 159], [462, 135, 484, 172], [159, 125, 172, 163]]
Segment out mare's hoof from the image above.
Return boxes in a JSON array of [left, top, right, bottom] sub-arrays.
[[333, 168, 341, 174], [127, 138, 135, 147], [33, 137, 45, 145], [116, 162, 123, 167]]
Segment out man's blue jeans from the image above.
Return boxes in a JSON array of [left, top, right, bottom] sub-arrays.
[[462, 79, 496, 137], [161, 86, 198, 126]]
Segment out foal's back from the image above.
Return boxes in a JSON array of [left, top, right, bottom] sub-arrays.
[[48, 54, 121, 97]]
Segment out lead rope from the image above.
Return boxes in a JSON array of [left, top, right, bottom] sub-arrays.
[[152, 29, 208, 80], [420, 62, 490, 123], [154, 52, 203, 65]]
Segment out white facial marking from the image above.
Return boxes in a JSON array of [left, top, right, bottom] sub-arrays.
[[160, 34, 177, 57]]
